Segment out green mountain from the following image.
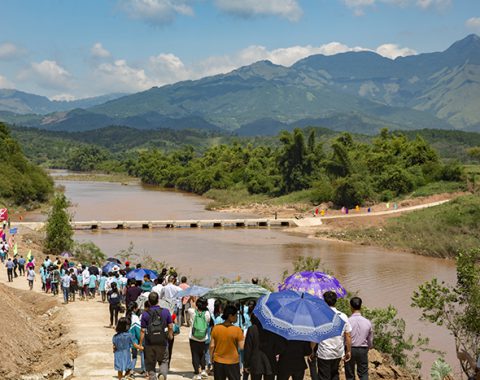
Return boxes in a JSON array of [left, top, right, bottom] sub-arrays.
[[0, 89, 127, 114], [1, 34, 479, 135]]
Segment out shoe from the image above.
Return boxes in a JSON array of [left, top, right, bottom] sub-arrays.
[[193, 375, 202, 380], [201, 371, 208, 379], [158, 375, 167, 380]]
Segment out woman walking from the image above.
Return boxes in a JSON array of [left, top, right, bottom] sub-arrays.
[[188, 297, 211, 379], [113, 317, 142, 380], [108, 282, 122, 328]]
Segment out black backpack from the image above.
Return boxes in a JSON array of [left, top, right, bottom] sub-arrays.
[[146, 308, 167, 346]]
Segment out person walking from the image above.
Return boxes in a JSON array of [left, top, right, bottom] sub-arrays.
[[277, 339, 311, 380], [179, 276, 190, 326], [18, 255, 26, 276], [345, 297, 373, 380], [5, 257, 14, 282], [61, 271, 71, 304], [113, 317, 142, 380], [313, 291, 352, 380], [108, 282, 122, 328], [210, 304, 245, 380], [243, 314, 278, 380], [139, 291, 174, 380], [26, 266, 35, 290], [188, 297, 211, 379]]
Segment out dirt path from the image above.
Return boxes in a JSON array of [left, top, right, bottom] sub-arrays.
[[0, 265, 195, 379]]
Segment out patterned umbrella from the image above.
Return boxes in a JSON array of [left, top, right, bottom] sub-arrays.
[[106, 257, 122, 264], [203, 282, 269, 302], [60, 251, 73, 258], [279, 271, 347, 299], [254, 290, 345, 343]]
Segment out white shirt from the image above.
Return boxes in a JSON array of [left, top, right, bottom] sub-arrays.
[[161, 283, 182, 299], [82, 269, 90, 286], [151, 284, 164, 297], [187, 308, 211, 342], [317, 307, 352, 360], [27, 269, 35, 281]]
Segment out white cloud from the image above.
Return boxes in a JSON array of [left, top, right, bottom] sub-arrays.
[[19, 60, 73, 90], [342, 0, 451, 15], [0, 75, 14, 88], [214, 0, 303, 21], [91, 42, 111, 58], [148, 53, 191, 83], [0, 42, 25, 60], [50, 93, 77, 101], [118, 0, 194, 25], [466, 17, 480, 30], [416, 0, 451, 9], [375, 43, 417, 58], [94, 59, 153, 92]]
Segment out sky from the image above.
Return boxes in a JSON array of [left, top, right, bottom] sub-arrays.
[[0, 0, 479, 100]]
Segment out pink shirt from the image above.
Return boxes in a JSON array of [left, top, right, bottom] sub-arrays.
[[349, 312, 373, 348]]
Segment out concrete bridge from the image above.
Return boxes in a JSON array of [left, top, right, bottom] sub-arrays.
[[16, 218, 300, 231]]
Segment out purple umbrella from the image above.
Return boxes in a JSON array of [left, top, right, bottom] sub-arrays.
[[279, 271, 347, 299], [60, 251, 73, 258]]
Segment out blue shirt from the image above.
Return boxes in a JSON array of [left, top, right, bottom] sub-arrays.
[[99, 276, 107, 291], [89, 274, 97, 288]]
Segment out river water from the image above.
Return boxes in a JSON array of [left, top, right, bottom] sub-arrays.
[[58, 178, 457, 376]]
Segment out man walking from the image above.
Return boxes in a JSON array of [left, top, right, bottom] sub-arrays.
[[140, 291, 174, 380], [345, 297, 373, 380], [6, 257, 14, 282], [314, 291, 352, 380]]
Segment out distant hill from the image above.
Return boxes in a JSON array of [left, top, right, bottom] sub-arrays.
[[1, 34, 479, 135], [0, 89, 127, 115]]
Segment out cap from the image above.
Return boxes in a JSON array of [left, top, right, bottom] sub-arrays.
[[125, 261, 130, 266]]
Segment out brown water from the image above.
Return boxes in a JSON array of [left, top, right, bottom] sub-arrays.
[[60, 178, 458, 376]]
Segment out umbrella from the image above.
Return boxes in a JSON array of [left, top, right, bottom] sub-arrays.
[[279, 271, 347, 299], [126, 268, 158, 281], [106, 257, 122, 264], [203, 282, 269, 302], [176, 285, 211, 298], [60, 251, 73, 258], [102, 261, 121, 274], [254, 290, 345, 343]]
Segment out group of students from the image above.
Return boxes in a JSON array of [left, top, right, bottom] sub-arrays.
[[108, 268, 373, 380]]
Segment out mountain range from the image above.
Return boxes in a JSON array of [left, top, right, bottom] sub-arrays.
[[1, 34, 479, 136]]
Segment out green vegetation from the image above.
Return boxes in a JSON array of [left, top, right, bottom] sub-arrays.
[[72, 241, 106, 266], [320, 195, 480, 258], [44, 193, 73, 255], [412, 249, 480, 379], [0, 123, 53, 206], [128, 128, 464, 208]]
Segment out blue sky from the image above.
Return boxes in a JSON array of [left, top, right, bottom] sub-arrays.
[[0, 0, 478, 99]]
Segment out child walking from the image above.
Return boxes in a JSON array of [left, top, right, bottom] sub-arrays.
[[113, 317, 142, 380]]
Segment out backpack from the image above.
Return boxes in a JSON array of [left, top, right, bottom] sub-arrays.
[[146, 308, 168, 346], [192, 310, 208, 340], [70, 274, 77, 287]]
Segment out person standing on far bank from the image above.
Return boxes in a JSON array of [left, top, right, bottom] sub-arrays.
[[345, 297, 373, 380]]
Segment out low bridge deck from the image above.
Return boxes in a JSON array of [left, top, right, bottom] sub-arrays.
[[17, 218, 299, 231]]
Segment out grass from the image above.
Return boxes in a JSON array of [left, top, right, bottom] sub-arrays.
[[408, 181, 466, 198], [53, 172, 138, 184], [318, 194, 480, 258], [204, 187, 319, 211], [204, 188, 269, 210]]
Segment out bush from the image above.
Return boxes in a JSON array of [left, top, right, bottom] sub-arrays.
[[333, 176, 372, 208]]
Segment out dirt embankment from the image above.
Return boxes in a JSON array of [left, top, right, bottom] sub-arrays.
[[0, 283, 76, 379]]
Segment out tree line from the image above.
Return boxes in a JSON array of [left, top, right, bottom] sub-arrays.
[[126, 128, 464, 207]]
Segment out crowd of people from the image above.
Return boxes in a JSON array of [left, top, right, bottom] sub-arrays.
[[5, 252, 374, 380]]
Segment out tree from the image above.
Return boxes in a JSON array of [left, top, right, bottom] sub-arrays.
[[73, 241, 106, 265], [44, 193, 73, 254], [411, 249, 480, 379]]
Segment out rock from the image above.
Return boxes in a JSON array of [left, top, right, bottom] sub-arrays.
[[63, 368, 73, 379], [369, 349, 384, 366]]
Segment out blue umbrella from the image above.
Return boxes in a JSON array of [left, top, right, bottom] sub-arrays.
[[176, 285, 211, 298], [106, 257, 122, 264], [254, 290, 345, 343], [126, 268, 158, 281], [102, 261, 121, 273]]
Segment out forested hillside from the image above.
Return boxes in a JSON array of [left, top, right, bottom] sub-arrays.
[[0, 123, 53, 205]]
